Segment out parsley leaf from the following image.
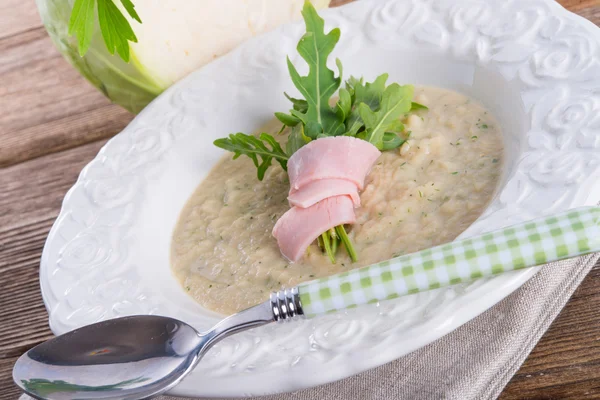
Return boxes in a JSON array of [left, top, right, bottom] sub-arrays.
[[286, 2, 344, 137], [68, 0, 141, 62], [120, 0, 141, 23], [214, 133, 288, 180], [97, 0, 138, 62], [68, 0, 96, 56], [358, 84, 414, 149]]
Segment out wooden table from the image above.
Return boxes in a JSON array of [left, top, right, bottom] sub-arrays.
[[1, 0, 599, 398]]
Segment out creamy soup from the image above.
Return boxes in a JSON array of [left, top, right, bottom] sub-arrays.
[[171, 86, 504, 315]]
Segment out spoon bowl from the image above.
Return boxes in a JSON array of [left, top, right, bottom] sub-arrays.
[[14, 316, 201, 399]]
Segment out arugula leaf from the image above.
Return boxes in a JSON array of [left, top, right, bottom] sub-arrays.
[[275, 112, 301, 127], [68, 0, 96, 56], [345, 76, 363, 93], [335, 88, 352, 122], [286, 2, 344, 137], [214, 133, 289, 180], [358, 84, 414, 149], [344, 73, 389, 136], [284, 93, 308, 113], [381, 132, 407, 151], [68, 0, 141, 62], [290, 109, 308, 125], [354, 73, 388, 110], [286, 124, 312, 156], [385, 119, 405, 134], [411, 101, 429, 111], [344, 115, 365, 137], [305, 121, 324, 139]]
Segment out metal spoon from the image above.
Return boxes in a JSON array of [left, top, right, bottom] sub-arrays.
[[13, 289, 300, 399], [14, 207, 600, 399]]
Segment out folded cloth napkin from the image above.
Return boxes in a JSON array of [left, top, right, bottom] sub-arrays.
[[159, 254, 599, 400]]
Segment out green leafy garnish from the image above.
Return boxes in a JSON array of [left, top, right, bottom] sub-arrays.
[[214, 133, 288, 181], [336, 225, 357, 262], [335, 88, 352, 122], [275, 112, 301, 128], [321, 229, 336, 264], [68, 0, 96, 57], [286, 4, 344, 137], [411, 102, 429, 111], [354, 73, 389, 110], [285, 93, 308, 113], [68, 0, 141, 62], [344, 74, 388, 136], [381, 132, 406, 151], [97, 0, 138, 61], [286, 124, 312, 156], [120, 0, 141, 23], [358, 84, 414, 149]]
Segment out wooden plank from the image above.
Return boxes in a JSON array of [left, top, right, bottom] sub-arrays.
[[559, 0, 600, 12], [0, 139, 107, 231], [0, 0, 43, 40], [330, 0, 352, 5], [500, 265, 600, 399], [0, 143, 108, 361], [0, 356, 22, 399], [578, 5, 600, 25], [0, 27, 133, 168], [0, 143, 108, 396]]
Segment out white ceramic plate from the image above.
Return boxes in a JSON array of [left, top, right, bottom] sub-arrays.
[[40, 0, 600, 396]]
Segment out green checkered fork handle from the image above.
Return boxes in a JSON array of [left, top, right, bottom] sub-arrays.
[[297, 206, 600, 317]]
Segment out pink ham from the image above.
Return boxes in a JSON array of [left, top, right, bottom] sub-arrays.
[[287, 179, 360, 208], [287, 136, 381, 191], [273, 136, 382, 262], [272, 195, 356, 262]]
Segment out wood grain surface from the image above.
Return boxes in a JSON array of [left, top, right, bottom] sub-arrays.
[[0, 0, 599, 399]]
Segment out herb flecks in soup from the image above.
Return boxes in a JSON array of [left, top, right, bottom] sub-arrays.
[[171, 86, 503, 315]]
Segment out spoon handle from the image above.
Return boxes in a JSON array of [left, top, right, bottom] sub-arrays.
[[296, 207, 600, 317]]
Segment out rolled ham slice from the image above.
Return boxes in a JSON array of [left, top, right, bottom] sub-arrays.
[[272, 195, 356, 262], [287, 136, 381, 191], [274, 136, 381, 262], [287, 179, 360, 208]]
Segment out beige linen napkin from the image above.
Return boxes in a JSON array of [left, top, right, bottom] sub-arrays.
[[159, 254, 599, 400]]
